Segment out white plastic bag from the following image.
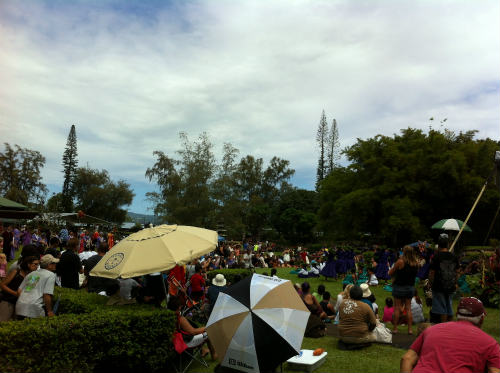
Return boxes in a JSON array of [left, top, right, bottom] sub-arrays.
[[373, 321, 392, 344]]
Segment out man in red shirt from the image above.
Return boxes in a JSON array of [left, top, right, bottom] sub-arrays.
[[400, 297, 500, 373], [189, 264, 205, 301]]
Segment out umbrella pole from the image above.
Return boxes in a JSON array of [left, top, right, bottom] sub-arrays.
[[451, 161, 500, 252], [161, 272, 169, 308], [483, 202, 500, 246], [450, 182, 488, 253]]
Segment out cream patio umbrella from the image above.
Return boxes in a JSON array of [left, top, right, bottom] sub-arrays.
[[90, 224, 218, 279]]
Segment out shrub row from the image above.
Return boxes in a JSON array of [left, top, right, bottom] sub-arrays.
[[0, 288, 176, 373], [206, 268, 253, 284], [0, 269, 256, 373]]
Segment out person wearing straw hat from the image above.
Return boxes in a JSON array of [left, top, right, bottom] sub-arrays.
[[400, 297, 500, 373], [206, 274, 227, 316]]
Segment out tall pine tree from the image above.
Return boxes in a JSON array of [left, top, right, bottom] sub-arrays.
[[327, 118, 340, 174], [316, 110, 328, 189], [61, 124, 78, 211]]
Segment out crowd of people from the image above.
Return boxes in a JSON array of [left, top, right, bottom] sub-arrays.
[[1, 222, 499, 372]]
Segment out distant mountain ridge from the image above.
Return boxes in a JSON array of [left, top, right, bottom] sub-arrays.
[[127, 212, 164, 225]]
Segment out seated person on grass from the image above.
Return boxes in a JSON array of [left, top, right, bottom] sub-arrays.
[[342, 269, 357, 288], [368, 268, 379, 286], [320, 291, 336, 320], [338, 285, 377, 345], [313, 284, 326, 302]]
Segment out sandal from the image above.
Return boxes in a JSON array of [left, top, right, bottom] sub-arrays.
[[391, 330, 398, 334]]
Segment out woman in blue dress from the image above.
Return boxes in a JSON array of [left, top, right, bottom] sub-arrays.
[[320, 250, 337, 280], [346, 250, 356, 272], [336, 248, 347, 276], [374, 249, 391, 280], [417, 247, 433, 280]]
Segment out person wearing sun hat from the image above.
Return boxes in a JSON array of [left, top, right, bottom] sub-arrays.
[[206, 274, 227, 316], [400, 297, 500, 373]]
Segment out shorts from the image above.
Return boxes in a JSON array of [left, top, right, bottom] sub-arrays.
[[392, 285, 414, 299], [431, 291, 454, 316]]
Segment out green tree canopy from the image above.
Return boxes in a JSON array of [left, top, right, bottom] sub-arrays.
[[146, 133, 295, 239], [0, 143, 47, 206], [61, 124, 78, 211], [319, 128, 500, 245], [73, 167, 134, 224]]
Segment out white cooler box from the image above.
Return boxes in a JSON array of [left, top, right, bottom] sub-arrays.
[[286, 349, 328, 372]]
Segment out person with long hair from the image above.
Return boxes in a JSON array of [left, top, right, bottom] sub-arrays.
[[167, 296, 217, 360], [0, 256, 40, 321], [389, 245, 419, 334], [301, 282, 327, 320]]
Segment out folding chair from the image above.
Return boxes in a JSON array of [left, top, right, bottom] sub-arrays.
[[173, 340, 209, 373]]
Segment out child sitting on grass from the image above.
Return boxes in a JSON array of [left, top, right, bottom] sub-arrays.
[[313, 284, 326, 302], [382, 297, 394, 323], [368, 268, 378, 286], [320, 291, 336, 320]]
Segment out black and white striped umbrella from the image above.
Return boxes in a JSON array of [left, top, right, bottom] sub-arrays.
[[206, 274, 310, 373]]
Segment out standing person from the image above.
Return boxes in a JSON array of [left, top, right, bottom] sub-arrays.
[[21, 226, 32, 248], [12, 225, 21, 253], [2, 225, 14, 261], [44, 237, 61, 259], [57, 238, 83, 290], [189, 264, 205, 302], [374, 249, 391, 282], [429, 233, 459, 323], [389, 245, 419, 334], [400, 297, 500, 373], [321, 249, 337, 280], [59, 226, 69, 249], [15, 254, 59, 319], [83, 242, 111, 293]]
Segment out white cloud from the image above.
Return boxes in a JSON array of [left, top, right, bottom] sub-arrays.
[[0, 0, 498, 212]]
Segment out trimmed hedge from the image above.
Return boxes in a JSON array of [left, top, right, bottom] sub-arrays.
[[206, 268, 253, 284], [0, 288, 176, 373]]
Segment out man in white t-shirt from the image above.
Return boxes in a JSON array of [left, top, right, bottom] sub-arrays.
[[242, 250, 251, 269], [16, 254, 58, 319]]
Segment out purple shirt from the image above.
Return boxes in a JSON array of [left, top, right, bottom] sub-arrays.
[[22, 231, 32, 246]]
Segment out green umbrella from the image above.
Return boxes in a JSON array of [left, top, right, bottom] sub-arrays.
[[431, 218, 472, 232]]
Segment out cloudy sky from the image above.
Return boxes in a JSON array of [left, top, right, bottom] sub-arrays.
[[1, 0, 499, 214]]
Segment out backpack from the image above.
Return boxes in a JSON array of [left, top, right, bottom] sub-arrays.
[[437, 258, 457, 294]]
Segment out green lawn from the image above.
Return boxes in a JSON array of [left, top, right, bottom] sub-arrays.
[[188, 267, 500, 373]]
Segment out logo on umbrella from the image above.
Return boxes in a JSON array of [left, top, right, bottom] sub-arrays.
[[104, 253, 125, 270]]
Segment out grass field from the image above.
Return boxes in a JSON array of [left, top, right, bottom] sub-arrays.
[[187, 267, 500, 373]]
